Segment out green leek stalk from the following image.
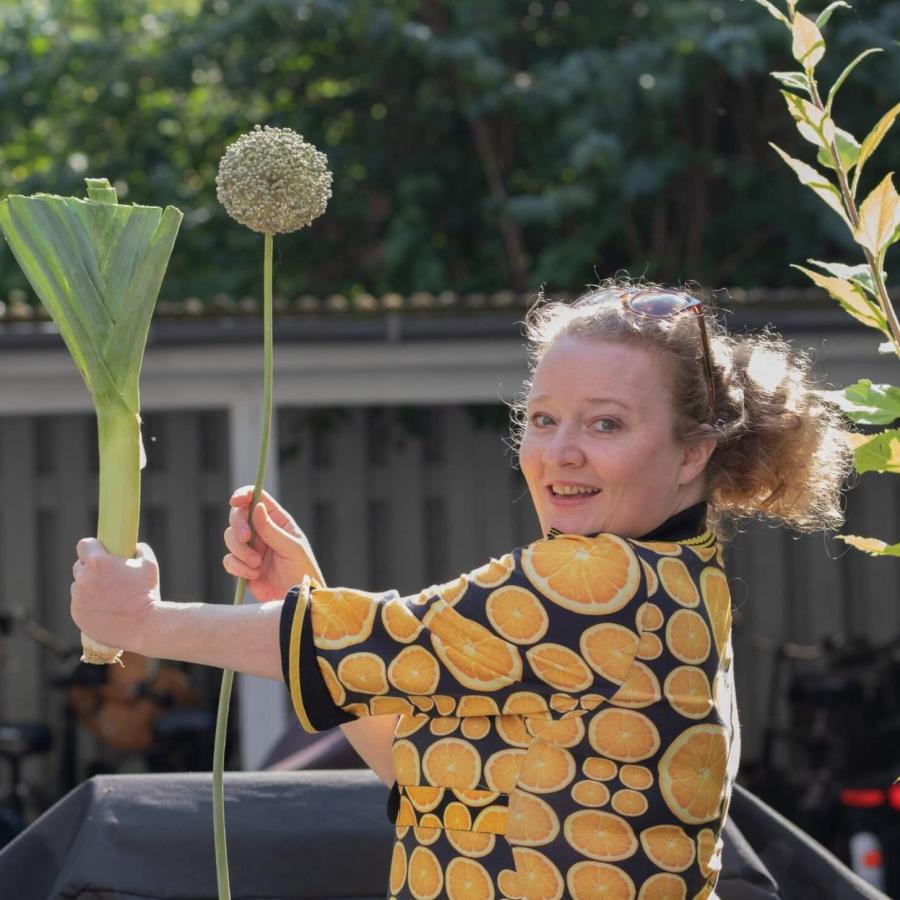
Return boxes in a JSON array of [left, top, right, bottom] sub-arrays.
[[0, 178, 182, 664]]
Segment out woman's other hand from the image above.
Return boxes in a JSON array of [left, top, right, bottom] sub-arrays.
[[224, 486, 325, 601], [70, 540, 160, 654]]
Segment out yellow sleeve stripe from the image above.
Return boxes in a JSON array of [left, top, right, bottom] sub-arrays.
[[288, 575, 319, 734]]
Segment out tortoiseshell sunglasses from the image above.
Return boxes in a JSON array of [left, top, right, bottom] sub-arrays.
[[623, 290, 716, 420]]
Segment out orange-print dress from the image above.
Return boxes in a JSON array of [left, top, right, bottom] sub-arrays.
[[279, 502, 740, 900]]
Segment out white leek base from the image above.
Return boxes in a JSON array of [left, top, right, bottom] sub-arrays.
[[81, 632, 124, 665]]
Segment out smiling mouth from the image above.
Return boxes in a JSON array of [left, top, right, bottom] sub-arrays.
[[547, 485, 602, 498]]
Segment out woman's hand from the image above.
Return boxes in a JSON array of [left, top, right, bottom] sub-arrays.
[[70, 540, 160, 655], [224, 486, 325, 601]]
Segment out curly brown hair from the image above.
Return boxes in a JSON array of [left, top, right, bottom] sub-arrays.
[[509, 279, 856, 540]]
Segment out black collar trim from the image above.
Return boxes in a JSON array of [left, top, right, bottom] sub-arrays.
[[546, 501, 709, 544]]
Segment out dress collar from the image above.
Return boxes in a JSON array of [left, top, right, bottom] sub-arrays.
[[546, 501, 709, 543]]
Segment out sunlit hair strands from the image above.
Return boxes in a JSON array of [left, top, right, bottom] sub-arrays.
[[509, 278, 856, 540]]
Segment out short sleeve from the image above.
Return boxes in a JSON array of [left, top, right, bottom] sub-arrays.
[[280, 533, 649, 732]]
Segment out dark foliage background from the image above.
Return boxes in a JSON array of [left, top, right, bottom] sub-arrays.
[[1, 0, 898, 302]]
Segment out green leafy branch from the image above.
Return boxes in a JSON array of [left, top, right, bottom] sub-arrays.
[[749, 0, 900, 557]]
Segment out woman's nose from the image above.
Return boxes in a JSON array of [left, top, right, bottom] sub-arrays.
[[544, 427, 585, 467]]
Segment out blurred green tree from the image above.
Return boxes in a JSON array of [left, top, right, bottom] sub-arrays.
[[1, 0, 898, 302]]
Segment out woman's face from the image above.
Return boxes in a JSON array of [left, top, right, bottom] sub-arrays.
[[519, 335, 713, 539]]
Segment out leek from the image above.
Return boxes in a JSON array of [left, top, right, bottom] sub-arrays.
[[0, 178, 182, 664]]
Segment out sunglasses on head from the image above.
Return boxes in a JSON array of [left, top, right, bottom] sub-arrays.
[[622, 289, 716, 421]]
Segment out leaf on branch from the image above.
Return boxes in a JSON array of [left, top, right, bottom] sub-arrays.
[[849, 428, 900, 474], [835, 535, 900, 558], [781, 90, 830, 148], [806, 259, 883, 297], [771, 71, 812, 95], [750, 0, 791, 26], [854, 173, 900, 256], [770, 143, 852, 227], [817, 1, 853, 29], [817, 127, 861, 172], [818, 379, 900, 425], [826, 48, 882, 116], [792, 13, 826, 70], [854, 102, 900, 196], [793, 265, 888, 332]]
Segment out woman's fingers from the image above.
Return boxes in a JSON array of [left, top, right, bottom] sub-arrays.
[[223, 523, 262, 566], [250, 503, 304, 557], [229, 487, 298, 532], [229, 505, 251, 540], [222, 553, 259, 581]]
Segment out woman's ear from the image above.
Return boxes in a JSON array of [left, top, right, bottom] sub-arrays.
[[679, 435, 717, 486]]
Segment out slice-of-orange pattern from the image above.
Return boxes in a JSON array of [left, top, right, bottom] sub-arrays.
[[657, 558, 700, 608], [407, 845, 443, 899], [445, 856, 495, 899], [486, 586, 549, 644], [521, 534, 641, 615], [484, 747, 526, 793], [456, 695, 501, 717], [659, 725, 728, 824], [567, 860, 637, 900], [526, 716, 586, 748], [637, 632, 664, 661], [619, 764, 654, 791], [696, 828, 721, 879], [511, 847, 566, 900], [665, 610, 711, 665], [392, 740, 421, 785], [518, 742, 577, 794], [311, 587, 378, 649], [422, 737, 482, 790], [503, 691, 550, 716], [581, 623, 641, 684], [293, 524, 735, 899], [317, 658, 345, 706], [429, 717, 459, 737], [507, 790, 561, 846], [470, 553, 516, 588], [664, 666, 713, 720], [424, 601, 522, 691], [390, 841, 407, 894], [640, 825, 696, 872], [638, 871, 688, 899], [700, 567, 732, 658], [612, 788, 649, 817], [526, 642, 594, 692], [637, 601, 665, 631], [389, 645, 441, 695], [382, 598, 424, 644], [589, 709, 661, 762], [564, 809, 639, 861], [583, 756, 618, 781], [571, 779, 611, 808], [610, 661, 662, 708], [446, 828, 495, 858], [337, 652, 388, 694]]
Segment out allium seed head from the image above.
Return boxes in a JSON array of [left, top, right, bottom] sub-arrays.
[[216, 125, 332, 234]]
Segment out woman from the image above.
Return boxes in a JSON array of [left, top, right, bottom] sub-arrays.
[[71, 282, 853, 899]]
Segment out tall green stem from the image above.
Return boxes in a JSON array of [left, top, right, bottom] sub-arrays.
[[808, 78, 900, 356], [213, 232, 274, 900]]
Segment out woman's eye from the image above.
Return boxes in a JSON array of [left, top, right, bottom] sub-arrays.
[[530, 413, 554, 427], [593, 418, 619, 433]]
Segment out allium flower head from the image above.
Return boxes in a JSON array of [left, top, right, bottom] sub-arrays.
[[216, 125, 332, 234]]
